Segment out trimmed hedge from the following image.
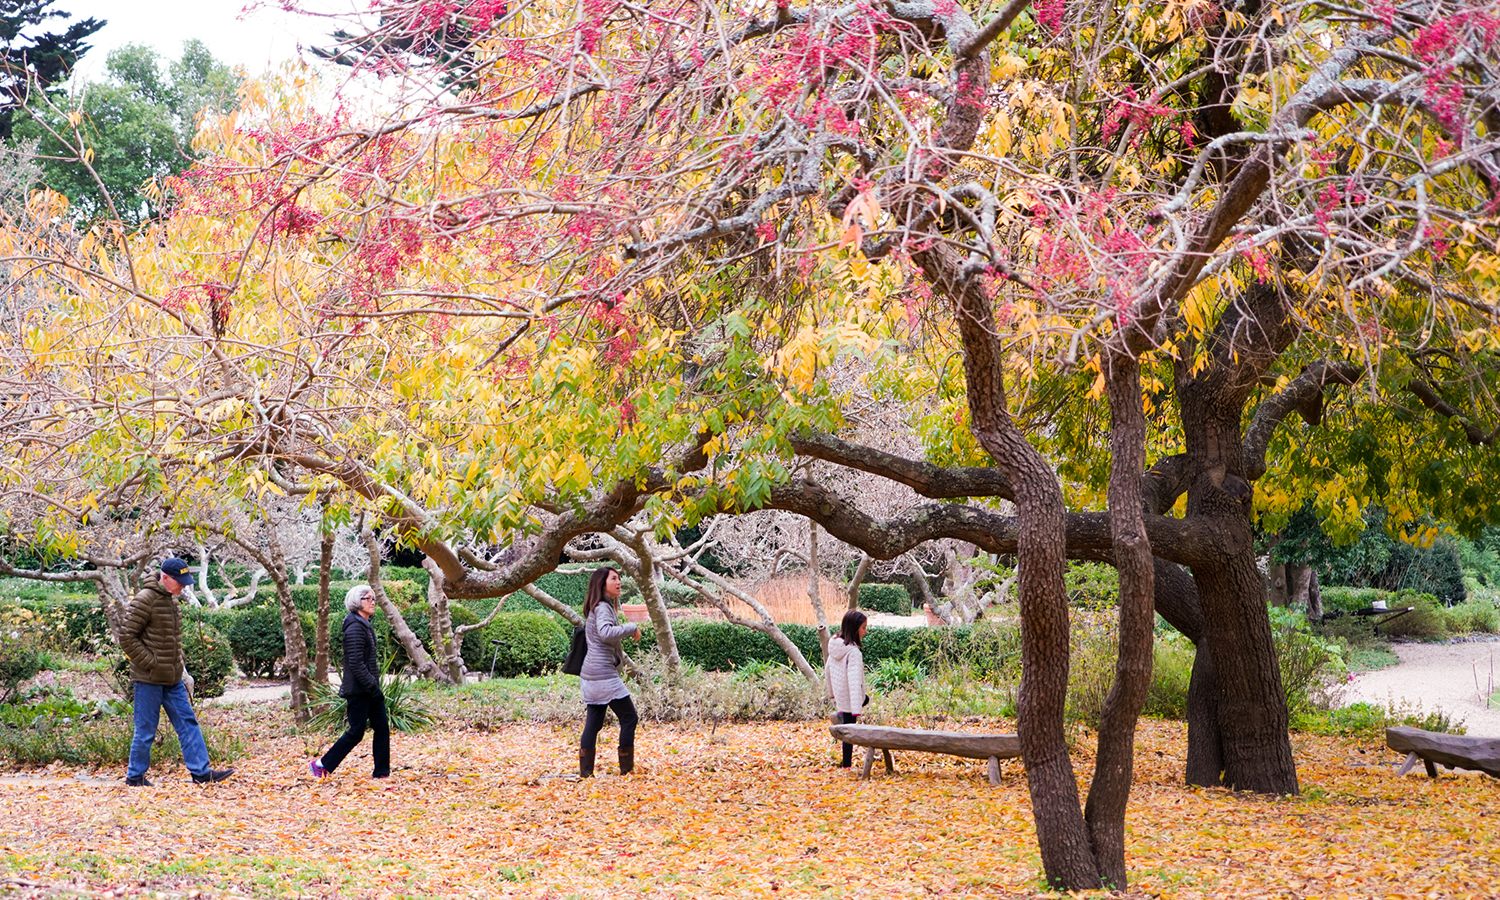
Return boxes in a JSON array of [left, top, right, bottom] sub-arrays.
[[481, 611, 569, 677], [181, 620, 234, 698], [857, 583, 912, 615], [496, 570, 593, 615], [285, 580, 422, 613], [633, 621, 932, 672], [1320, 586, 1389, 615], [227, 606, 288, 679]]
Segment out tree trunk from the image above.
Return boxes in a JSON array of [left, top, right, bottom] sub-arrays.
[[622, 532, 681, 677], [1148, 558, 1224, 786], [1083, 353, 1156, 888], [938, 250, 1102, 890], [361, 528, 452, 683], [1306, 569, 1322, 621], [423, 558, 465, 682], [314, 527, 334, 684], [807, 521, 832, 657], [265, 527, 313, 725], [1268, 564, 1289, 607], [846, 553, 872, 611]]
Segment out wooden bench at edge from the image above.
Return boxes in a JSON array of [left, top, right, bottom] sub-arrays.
[[830, 723, 1020, 785], [1386, 725, 1500, 779]]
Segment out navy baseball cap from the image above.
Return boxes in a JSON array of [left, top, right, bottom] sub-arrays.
[[161, 558, 196, 586]]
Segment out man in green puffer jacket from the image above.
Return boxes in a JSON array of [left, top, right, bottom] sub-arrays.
[[119, 558, 234, 787]]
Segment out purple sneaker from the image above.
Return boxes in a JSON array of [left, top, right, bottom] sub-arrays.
[[310, 759, 329, 778]]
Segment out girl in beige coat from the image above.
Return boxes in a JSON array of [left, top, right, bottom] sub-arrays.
[[825, 609, 868, 768]]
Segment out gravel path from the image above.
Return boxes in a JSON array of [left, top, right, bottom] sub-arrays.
[[1341, 637, 1500, 737]]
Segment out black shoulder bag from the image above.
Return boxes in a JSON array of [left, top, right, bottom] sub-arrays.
[[562, 625, 587, 675]]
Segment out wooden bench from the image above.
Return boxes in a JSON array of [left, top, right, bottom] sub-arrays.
[[829, 723, 1020, 785], [1386, 726, 1500, 778]]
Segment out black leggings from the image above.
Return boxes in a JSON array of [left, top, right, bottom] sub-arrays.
[[839, 712, 859, 767], [321, 691, 390, 777], [580, 696, 639, 752]]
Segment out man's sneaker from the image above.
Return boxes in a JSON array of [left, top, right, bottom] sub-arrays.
[[310, 760, 328, 778], [124, 775, 152, 787], [191, 768, 235, 784]]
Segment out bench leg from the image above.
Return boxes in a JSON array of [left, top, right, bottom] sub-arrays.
[[882, 748, 896, 775], [1424, 758, 1439, 779], [861, 746, 875, 779], [987, 756, 1001, 787], [1396, 752, 1419, 777]]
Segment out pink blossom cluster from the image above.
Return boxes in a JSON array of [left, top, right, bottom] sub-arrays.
[[1034, 0, 1065, 33], [578, 0, 618, 54], [1101, 86, 1183, 147], [1029, 189, 1154, 319]]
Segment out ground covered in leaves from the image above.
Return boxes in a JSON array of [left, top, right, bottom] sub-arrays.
[[3, 712, 1498, 899]]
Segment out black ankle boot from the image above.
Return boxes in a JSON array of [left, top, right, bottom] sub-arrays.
[[619, 747, 634, 775], [579, 747, 595, 778]]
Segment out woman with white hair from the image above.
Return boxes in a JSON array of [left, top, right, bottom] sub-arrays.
[[310, 584, 390, 778]]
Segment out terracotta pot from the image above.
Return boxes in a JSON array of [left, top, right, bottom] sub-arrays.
[[620, 602, 650, 623], [924, 604, 944, 627]]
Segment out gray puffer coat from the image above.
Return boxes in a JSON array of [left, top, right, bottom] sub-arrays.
[[119, 578, 185, 686], [580, 602, 636, 705]]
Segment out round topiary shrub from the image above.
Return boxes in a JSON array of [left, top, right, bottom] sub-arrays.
[[182, 619, 234, 698], [0, 639, 43, 702], [481, 611, 568, 678], [227, 606, 286, 679]]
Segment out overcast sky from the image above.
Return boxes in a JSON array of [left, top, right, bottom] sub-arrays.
[[52, 0, 367, 84]]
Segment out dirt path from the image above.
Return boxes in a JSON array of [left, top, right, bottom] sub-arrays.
[[1341, 637, 1500, 737]]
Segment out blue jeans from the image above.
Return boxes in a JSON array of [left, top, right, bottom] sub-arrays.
[[128, 680, 210, 778]]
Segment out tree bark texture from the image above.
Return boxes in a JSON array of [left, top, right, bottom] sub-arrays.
[[314, 527, 334, 684], [1084, 353, 1155, 888], [361, 528, 452, 683], [935, 247, 1102, 891], [265, 526, 312, 725]]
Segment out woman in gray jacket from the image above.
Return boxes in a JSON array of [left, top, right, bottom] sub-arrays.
[[578, 567, 641, 777]]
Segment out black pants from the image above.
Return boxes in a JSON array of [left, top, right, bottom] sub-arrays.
[[839, 712, 859, 767], [321, 691, 390, 777], [580, 696, 639, 753]]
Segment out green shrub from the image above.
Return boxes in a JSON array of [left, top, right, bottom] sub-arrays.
[[482, 611, 569, 677], [1379, 593, 1449, 640], [1066, 614, 1120, 726], [1143, 634, 1196, 720], [1442, 598, 1499, 634], [0, 600, 107, 652], [1269, 605, 1346, 717], [285, 579, 421, 613], [227, 605, 286, 679], [904, 620, 1022, 682], [181, 619, 234, 699], [662, 620, 821, 671], [1294, 700, 1465, 738], [659, 579, 702, 608], [306, 660, 436, 734], [0, 640, 43, 702], [858, 583, 912, 615], [1319, 586, 1390, 615], [499, 569, 593, 614], [858, 626, 926, 667], [869, 657, 923, 692], [1065, 562, 1119, 609], [388, 602, 489, 672]]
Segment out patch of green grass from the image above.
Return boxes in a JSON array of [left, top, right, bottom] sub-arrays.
[[1293, 700, 1465, 738], [1346, 645, 1400, 672]]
